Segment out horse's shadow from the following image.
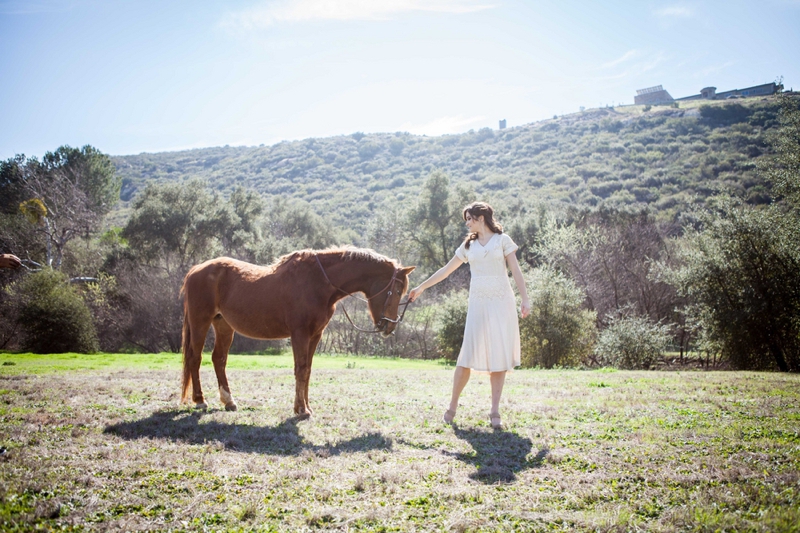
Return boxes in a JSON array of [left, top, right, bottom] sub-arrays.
[[447, 426, 548, 484], [104, 409, 392, 456]]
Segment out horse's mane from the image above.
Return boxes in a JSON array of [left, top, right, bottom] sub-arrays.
[[271, 246, 400, 271]]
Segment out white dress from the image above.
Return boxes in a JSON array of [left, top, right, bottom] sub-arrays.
[[454, 233, 521, 372]]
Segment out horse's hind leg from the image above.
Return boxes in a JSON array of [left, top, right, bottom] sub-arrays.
[[212, 316, 237, 412], [184, 317, 212, 410]]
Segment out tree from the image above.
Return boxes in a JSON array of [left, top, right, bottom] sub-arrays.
[[255, 196, 338, 264], [539, 208, 683, 337], [122, 179, 231, 272], [40, 145, 120, 216], [667, 197, 800, 371], [0, 155, 28, 215], [365, 205, 413, 261], [219, 186, 265, 261], [405, 170, 474, 274], [2, 145, 120, 269], [504, 200, 552, 268]]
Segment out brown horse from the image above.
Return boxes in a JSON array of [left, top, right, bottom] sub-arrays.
[[180, 247, 415, 417]]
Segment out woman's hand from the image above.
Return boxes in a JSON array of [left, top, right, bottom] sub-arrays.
[[408, 286, 424, 302], [0, 254, 21, 269], [520, 298, 531, 319]]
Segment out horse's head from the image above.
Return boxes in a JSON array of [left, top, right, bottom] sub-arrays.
[[367, 265, 415, 336]]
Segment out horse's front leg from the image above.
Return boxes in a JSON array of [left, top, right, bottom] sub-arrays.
[[291, 330, 313, 418]]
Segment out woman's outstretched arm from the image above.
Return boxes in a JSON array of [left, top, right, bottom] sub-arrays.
[[506, 253, 531, 318], [408, 256, 463, 302]]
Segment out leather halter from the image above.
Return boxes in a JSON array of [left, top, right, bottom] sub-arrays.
[[315, 254, 411, 334]]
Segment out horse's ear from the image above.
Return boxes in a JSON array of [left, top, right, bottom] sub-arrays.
[[401, 266, 416, 276]]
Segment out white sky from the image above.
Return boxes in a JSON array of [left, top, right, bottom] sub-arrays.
[[1, 0, 798, 158]]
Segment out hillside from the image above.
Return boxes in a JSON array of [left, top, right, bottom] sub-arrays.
[[112, 98, 781, 231]]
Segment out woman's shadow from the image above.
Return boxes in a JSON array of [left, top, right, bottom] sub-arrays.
[[448, 426, 548, 483], [104, 409, 392, 457]]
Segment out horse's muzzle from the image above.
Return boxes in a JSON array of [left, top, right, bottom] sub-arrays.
[[376, 318, 395, 336]]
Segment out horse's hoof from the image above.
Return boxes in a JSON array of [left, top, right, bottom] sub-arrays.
[[194, 402, 208, 411], [295, 412, 311, 421], [225, 403, 238, 412]]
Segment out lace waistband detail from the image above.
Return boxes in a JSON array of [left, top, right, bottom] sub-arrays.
[[469, 275, 513, 300]]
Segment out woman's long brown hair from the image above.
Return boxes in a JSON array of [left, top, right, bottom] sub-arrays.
[[462, 202, 503, 250]]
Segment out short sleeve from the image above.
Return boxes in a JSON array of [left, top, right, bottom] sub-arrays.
[[501, 233, 518, 257], [455, 241, 469, 263]]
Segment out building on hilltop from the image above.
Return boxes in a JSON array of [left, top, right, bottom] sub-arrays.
[[700, 87, 717, 99], [634, 85, 675, 105], [677, 82, 782, 101], [633, 82, 782, 106], [499, 119, 506, 129]]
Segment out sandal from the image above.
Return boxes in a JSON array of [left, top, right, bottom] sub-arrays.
[[443, 409, 457, 424], [489, 412, 503, 430]]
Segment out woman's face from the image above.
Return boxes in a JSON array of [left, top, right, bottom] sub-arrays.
[[465, 212, 484, 232]]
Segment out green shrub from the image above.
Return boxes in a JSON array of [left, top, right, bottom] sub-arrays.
[[435, 289, 469, 360], [520, 267, 596, 368], [699, 103, 750, 126], [14, 269, 99, 353], [665, 197, 800, 371], [594, 314, 670, 369]]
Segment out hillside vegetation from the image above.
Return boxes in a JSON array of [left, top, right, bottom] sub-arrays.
[[113, 98, 781, 231]]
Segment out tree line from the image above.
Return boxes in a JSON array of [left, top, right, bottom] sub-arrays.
[[1, 94, 798, 372]]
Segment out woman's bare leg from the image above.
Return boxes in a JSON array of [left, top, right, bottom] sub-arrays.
[[449, 366, 471, 412], [489, 371, 506, 415]]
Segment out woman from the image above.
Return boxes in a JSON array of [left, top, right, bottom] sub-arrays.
[[408, 202, 530, 429]]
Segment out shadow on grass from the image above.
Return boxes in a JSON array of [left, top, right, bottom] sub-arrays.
[[450, 427, 547, 484], [104, 409, 392, 456]]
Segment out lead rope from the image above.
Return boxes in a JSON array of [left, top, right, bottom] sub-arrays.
[[314, 254, 412, 334]]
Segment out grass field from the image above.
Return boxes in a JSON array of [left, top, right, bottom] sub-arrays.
[[1, 352, 798, 532]]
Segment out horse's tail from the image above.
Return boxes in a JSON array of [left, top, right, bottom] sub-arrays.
[[180, 285, 192, 404]]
